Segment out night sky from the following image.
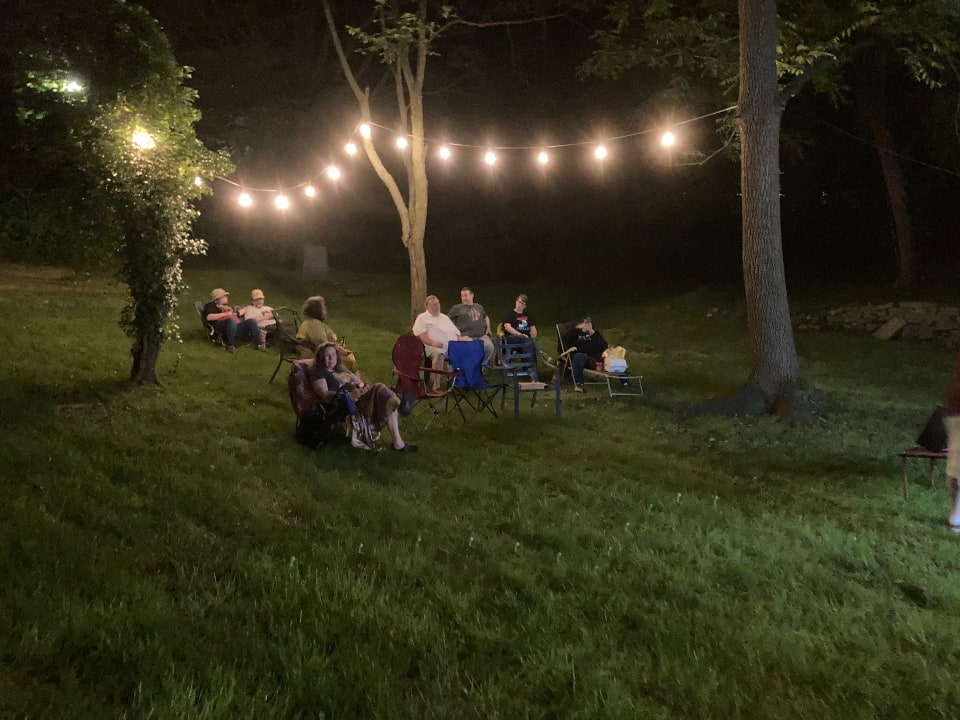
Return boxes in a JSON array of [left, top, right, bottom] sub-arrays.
[[138, 0, 960, 287]]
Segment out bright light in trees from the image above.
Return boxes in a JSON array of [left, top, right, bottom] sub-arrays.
[[275, 195, 290, 210], [65, 80, 83, 93], [131, 131, 155, 149], [537, 151, 549, 165], [484, 151, 497, 166], [438, 145, 451, 160], [326, 166, 341, 181], [193, 176, 203, 187], [238, 192, 253, 207], [344, 142, 357, 156], [594, 145, 608, 160], [396, 136, 408, 150], [359, 123, 371, 139], [304, 185, 316, 198], [661, 131, 676, 147]]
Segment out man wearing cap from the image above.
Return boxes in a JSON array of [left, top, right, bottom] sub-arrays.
[[203, 288, 263, 353], [239, 289, 276, 342], [448, 286, 494, 366]]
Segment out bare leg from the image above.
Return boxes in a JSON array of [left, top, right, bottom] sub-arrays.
[[387, 411, 405, 449], [431, 352, 445, 391], [949, 476, 960, 528]]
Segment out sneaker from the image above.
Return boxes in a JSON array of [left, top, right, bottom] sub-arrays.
[[620, 378, 631, 387], [539, 351, 553, 364], [225, 345, 236, 354], [255, 344, 267, 351], [392, 443, 418, 453], [574, 384, 583, 393]]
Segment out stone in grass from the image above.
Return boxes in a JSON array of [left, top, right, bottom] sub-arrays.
[[873, 317, 906, 341]]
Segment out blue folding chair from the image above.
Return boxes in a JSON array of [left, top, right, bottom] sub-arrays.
[[445, 340, 505, 420]]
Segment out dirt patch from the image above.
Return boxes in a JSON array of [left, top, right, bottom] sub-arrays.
[[0, 263, 127, 296]]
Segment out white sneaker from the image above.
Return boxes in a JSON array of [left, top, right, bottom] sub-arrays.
[[574, 384, 583, 393]]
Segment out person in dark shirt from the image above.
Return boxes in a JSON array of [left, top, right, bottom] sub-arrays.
[[203, 288, 263, 353], [502, 293, 537, 340], [561, 317, 608, 392]]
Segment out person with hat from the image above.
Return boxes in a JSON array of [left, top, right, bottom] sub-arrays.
[[238, 289, 276, 342], [203, 288, 263, 353]]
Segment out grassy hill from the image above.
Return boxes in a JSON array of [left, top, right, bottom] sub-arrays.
[[1, 264, 957, 719]]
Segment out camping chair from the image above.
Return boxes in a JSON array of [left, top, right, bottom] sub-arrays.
[[492, 337, 561, 418], [269, 307, 315, 383], [445, 340, 505, 420], [287, 359, 348, 448], [555, 321, 644, 399], [390, 334, 454, 427], [195, 301, 224, 346]]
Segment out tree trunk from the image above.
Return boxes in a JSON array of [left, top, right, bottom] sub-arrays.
[[130, 334, 161, 385], [857, 51, 917, 290], [690, 0, 801, 418]]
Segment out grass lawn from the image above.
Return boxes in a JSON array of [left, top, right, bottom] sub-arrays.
[[1, 264, 958, 719]]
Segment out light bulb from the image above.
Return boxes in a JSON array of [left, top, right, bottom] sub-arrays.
[[275, 195, 290, 210], [304, 185, 316, 198], [326, 166, 341, 181], [344, 142, 357, 156], [594, 145, 608, 160], [396, 136, 408, 150], [359, 123, 371, 138], [484, 151, 497, 166], [661, 131, 676, 147], [438, 145, 451, 160], [537, 151, 549, 165], [238, 193, 252, 207]]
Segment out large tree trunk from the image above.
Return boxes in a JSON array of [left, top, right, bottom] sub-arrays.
[[690, 0, 801, 419], [857, 48, 918, 290], [130, 334, 161, 385]]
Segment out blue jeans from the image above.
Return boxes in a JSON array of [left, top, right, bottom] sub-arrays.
[[571, 352, 595, 386], [216, 317, 262, 347]]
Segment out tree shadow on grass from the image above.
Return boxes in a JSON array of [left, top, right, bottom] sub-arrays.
[[2, 378, 138, 429]]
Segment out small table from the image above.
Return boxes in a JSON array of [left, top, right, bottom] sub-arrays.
[[899, 446, 947, 499]]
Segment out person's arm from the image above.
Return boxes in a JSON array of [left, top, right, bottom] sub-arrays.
[[310, 377, 337, 403], [529, 324, 538, 339], [485, 316, 492, 335], [417, 331, 442, 348], [206, 305, 234, 322]]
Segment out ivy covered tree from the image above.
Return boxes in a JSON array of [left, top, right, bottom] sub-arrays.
[[2, 0, 232, 384]]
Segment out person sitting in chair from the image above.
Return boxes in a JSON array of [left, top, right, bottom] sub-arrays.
[[204, 288, 263, 353], [448, 286, 494, 366], [238, 288, 276, 345], [311, 343, 416, 453], [413, 295, 461, 392], [502, 293, 551, 363], [561, 317, 608, 393], [296, 295, 358, 372]]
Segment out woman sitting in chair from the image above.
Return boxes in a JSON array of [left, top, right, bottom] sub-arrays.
[[296, 295, 358, 372], [310, 343, 417, 453]]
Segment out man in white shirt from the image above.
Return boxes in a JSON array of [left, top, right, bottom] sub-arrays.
[[412, 295, 461, 392]]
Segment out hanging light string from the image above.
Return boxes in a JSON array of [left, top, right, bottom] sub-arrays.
[[210, 104, 742, 206]]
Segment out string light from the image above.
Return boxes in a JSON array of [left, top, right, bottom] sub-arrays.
[[65, 80, 83, 93], [131, 131, 155, 149], [193, 176, 203, 187], [214, 105, 739, 209]]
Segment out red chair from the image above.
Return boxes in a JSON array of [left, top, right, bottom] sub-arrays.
[[390, 335, 454, 427]]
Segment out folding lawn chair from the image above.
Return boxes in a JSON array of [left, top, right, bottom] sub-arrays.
[[390, 335, 455, 428], [270, 307, 316, 383], [555, 321, 644, 399], [492, 337, 561, 418], [287, 359, 348, 448], [445, 340, 505, 420], [195, 301, 224, 346]]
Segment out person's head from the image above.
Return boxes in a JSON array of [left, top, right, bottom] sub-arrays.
[[514, 293, 528, 311], [302, 295, 327, 321], [316, 342, 341, 371], [424, 295, 441, 315], [210, 288, 229, 303], [577, 316, 594, 331], [250, 289, 265, 305], [460, 286, 475, 304]]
